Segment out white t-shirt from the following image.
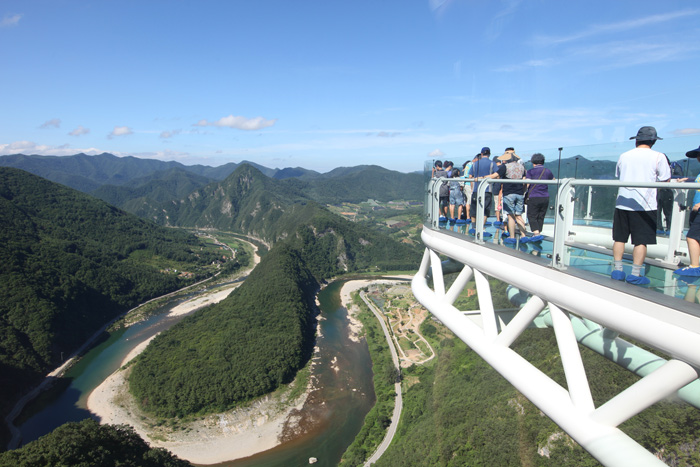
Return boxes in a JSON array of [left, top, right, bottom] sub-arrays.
[[615, 147, 671, 211]]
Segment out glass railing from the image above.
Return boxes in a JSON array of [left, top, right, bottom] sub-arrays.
[[423, 135, 700, 298]]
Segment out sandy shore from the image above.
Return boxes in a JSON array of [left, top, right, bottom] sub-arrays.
[[339, 276, 413, 343], [87, 282, 312, 465]]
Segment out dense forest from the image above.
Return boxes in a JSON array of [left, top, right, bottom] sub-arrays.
[[129, 244, 319, 417], [0, 419, 191, 467], [0, 168, 233, 441]]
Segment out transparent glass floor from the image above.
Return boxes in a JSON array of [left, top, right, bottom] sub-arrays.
[[437, 217, 700, 307]]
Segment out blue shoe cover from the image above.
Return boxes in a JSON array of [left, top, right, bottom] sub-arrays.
[[465, 219, 472, 224], [626, 274, 650, 285], [449, 218, 456, 223], [456, 219, 467, 224], [484, 221, 492, 226], [493, 221, 504, 227], [677, 275, 700, 284], [501, 231, 510, 238], [529, 235, 544, 242], [482, 232, 493, 238], [656, 229, 665, 235], [439, 217, 447, 223], [468, 228, 476, 235], [519, 236, 530, 243], [610, 270, 625, 281], [504, 237, 516, 244], [674, 266, 700, 276]]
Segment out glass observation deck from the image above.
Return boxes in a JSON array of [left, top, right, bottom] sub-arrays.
[[422, 136, 700, 310]]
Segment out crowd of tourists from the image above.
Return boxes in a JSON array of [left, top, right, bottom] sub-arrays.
[[431, 126, 700, 286], [432, 146, 553, 245]]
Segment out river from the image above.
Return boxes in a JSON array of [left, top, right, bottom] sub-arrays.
[[16, 280, 376, 467]]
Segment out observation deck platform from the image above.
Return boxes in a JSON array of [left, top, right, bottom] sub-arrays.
[[412, 150, 700, 467]]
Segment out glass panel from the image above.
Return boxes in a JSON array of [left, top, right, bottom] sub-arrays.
[[423, 134, 700, 305]]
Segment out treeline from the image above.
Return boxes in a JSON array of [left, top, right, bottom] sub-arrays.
[[0, 167, 227, 437], [129, 244, 319, 417], [0, 419, 191, 467]]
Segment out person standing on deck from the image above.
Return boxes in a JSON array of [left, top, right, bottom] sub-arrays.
[[611, 126, 671, 285], [675, 145, 700, 277]]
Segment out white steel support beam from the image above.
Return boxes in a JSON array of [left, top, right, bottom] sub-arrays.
[[412, 227, 700, 467]]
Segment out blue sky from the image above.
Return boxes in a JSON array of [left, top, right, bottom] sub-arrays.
[[1, 0, 699, 173]]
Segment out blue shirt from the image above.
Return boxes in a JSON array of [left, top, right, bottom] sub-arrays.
[[469, 157, 497, 193]]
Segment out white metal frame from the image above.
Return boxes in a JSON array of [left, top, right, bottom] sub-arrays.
[[412, 227, 700, 467]]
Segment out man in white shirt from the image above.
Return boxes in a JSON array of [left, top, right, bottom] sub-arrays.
[[611, 126, 671, 285]]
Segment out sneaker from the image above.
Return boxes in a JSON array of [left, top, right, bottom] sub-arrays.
[[674, 266, 700, 276], [626, 274, 650, 285], [610, 270, 625, 281]]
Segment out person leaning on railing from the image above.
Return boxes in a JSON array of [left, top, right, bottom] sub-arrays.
[[675, 145, 700, 277]]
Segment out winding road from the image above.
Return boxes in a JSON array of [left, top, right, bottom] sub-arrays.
[[360, 290, 403, 467]]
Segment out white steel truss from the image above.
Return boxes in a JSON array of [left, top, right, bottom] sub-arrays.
[[412, 227, 700, 467]]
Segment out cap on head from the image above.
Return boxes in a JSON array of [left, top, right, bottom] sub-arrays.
[[686, 146, 700, 159], [481, 147, 491, 155], [630, 126, 662, 141]]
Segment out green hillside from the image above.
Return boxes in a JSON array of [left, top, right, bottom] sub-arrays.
[[0, 419, 191, 467], [129, 244, 318, 417], [0, 168, 231, 429]]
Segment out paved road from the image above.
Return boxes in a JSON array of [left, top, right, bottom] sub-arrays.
[[360, 291, 403, 467]]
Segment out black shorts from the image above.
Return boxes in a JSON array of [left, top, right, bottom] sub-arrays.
[[470, 192, 493, 218], [612, 208, 657, 245], [687, 210, 700, 242]]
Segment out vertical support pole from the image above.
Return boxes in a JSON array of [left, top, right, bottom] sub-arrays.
[[552, 179, 575, 270]]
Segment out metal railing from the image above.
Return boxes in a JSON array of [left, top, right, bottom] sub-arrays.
[[426, 177, 700, 270]]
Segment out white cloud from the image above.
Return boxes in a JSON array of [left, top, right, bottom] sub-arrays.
[[429, 149, 445, 157], [159, 129, 181, 139], [0, 140, 103, 156], [673, 128, 700, 136], [108, 126, 133, 138], [194, 115, 277, 131], [39, 118, 61, 129], [69, 125, 90, 136], [132, 149, 190, 161], [533, 9, 700, 46], [0, 13, 22, 28]]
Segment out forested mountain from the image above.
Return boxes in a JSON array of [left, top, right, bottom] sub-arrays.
[[130, 244, 318, 417], [91, 168, 214, 212], [0, 167, 232, 434], [0, 153, 275, 192], [277, 165, 422, 204], [0, 419, 191, 467]]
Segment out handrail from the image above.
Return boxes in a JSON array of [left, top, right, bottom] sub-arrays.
[[427, 176, 700, 270]]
